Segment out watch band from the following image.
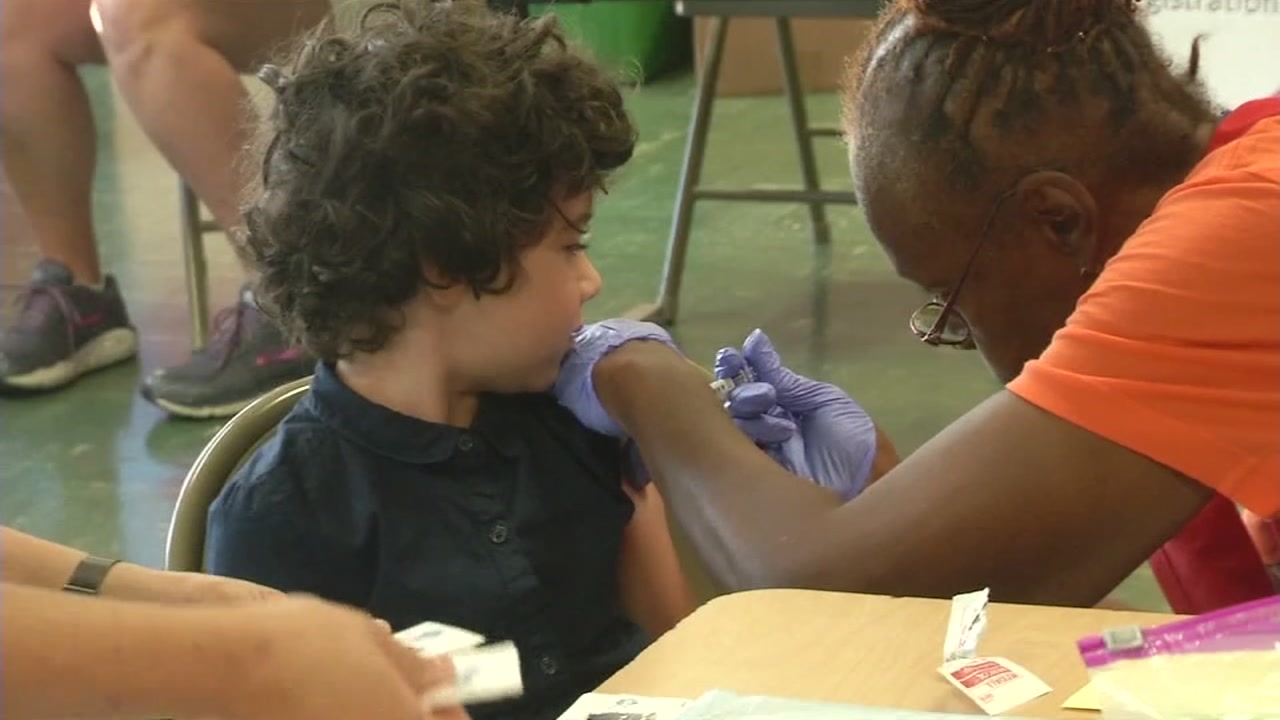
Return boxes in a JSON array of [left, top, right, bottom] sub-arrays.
[[63, 555, 122, 595]]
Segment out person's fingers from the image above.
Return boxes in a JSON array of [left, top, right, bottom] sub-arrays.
[[431, 706, 473, 720], [421, 655, 457, 692], [713, 347, 746, 380], [741, 329, 792, 391], [725, 382, 776, 416], [375, 622, 442, 696], [734, 414, 796, 444], [419, 656, 467, 717]]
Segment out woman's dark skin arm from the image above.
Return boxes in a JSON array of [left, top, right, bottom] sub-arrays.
[[595, 342, 1213, 606]]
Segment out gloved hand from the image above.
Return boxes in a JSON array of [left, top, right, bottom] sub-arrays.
[[554, 318, 679, 439], [715, 329, 878, 500]]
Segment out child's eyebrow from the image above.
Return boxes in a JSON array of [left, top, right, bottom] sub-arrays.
[[553, 204, 593, 233]]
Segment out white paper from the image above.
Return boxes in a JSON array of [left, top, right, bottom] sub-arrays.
[[938, 656, 1051, 716], [942, 588, 989, 663], [556, 692, 691, 720], [429, 641, 524, 706], [395, 620, 486, 656]]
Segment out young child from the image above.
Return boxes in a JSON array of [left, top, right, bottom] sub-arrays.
[[204, 3, 695, 718]]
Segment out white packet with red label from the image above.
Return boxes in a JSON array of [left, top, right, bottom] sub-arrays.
[[938, 656, 1052, 715]]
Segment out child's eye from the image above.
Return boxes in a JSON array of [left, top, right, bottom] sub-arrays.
[[566, 241, 590, 254]]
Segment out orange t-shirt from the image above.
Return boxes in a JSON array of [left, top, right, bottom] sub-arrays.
[[1008, 116, 1280, 518]]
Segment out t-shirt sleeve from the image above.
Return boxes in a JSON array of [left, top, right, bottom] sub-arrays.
[[1008, 119, 1280, 517]]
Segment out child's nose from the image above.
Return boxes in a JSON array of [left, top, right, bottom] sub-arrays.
[[580, 257, 603, 302]]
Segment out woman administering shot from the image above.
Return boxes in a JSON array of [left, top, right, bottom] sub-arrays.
[[0, 526, 467, 720], [555, 0, 1279, 609]]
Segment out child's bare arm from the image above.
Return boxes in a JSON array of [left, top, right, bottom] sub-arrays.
[[616, 479, 698, 639]]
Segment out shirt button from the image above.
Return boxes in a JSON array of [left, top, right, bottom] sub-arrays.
[[539, 655, 558, 676], [457, 434, 475, 452], [488, 522, 509, 544]]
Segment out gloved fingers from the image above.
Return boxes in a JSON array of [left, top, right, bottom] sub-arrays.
[[725, 382, 777, 417], [741, 329, 782, 380], [742, 329, 811, 404], [734, 413, 797, 445], [771, 433, 813, 481], [713, 346, 746, 380]]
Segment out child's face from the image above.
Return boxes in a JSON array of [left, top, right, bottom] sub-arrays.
[[444, 191, 602, 393]]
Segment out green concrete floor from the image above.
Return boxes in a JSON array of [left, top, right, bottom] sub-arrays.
[[0, 66, 1167, 611]]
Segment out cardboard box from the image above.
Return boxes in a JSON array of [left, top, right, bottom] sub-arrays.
[[693, 17, 875, 97]]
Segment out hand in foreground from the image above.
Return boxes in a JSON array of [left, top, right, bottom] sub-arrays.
[[715, 329, 884, 500], [228, 596, 469, 720], [102, 564, 282, 604], [555, 319, 679, 437]]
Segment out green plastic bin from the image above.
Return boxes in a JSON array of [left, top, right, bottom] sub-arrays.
[[529, 1, 691, 83]]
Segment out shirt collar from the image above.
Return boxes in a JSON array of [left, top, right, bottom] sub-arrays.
[[306, 362, 524, 463]]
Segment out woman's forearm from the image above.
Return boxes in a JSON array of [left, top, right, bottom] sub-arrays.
[[0, 527, 91, 590], [0, 582, 245, 720], [0, 526, 169, 601]]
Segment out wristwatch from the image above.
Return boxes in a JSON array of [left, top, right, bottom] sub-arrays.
[[63, 555, 121, 595]]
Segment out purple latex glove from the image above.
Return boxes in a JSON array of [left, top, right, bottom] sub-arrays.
[[714, 349, 813, 480], [717, 329, 878, 500], [554, 318, 678, 439]]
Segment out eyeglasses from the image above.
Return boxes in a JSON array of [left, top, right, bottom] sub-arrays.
[[908, 186, 1019, 350]]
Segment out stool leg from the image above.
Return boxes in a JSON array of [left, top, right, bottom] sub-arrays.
[[775, 17, 831, 246], [627, 16, 729, 326], [179, 181, 210, 350]]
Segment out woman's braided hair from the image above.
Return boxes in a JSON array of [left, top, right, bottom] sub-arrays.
[[844, 0, 1215, 191]]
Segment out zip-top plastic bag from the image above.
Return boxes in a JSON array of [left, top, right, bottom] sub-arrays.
[[1077, 595, 1280, 718]]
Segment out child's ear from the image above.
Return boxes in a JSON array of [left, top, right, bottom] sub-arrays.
[[420, 264, 468, 309]]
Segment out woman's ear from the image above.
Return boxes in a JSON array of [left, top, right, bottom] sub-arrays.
[[1014, 171, 1101, 274]]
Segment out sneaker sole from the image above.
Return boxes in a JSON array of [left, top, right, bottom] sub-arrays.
[[1, 327, 139, 391], [149, 395, 258, 421]]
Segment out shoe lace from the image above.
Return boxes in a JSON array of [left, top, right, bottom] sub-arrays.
[[3, 283, 80, 348], [200, 303, 250, 365]]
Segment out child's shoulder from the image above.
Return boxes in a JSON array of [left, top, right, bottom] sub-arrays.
[[492, 392, 619, 448], [217, 393, 353, 504]]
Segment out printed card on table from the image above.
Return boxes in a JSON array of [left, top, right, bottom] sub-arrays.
[[556, 692, 691, 720]]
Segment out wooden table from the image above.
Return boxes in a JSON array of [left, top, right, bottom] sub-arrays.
[[598, 589, 1179, 718]]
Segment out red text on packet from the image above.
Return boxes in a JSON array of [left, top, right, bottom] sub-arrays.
[[949, 660, 1015, 689]]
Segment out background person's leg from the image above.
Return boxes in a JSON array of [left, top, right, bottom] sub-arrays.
[[0, 0, 138, 392], [93, 0, 331, 250], [91, 0, 329, 419]]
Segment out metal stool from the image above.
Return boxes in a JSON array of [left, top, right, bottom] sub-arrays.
[[625, 0, 886, 325], [179, 179, 215, 350]]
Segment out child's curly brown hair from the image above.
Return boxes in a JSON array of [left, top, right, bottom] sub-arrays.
[[241, 0, 636, 361]]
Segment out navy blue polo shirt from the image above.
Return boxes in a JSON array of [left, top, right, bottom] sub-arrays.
[[205, 363, 648, 720]]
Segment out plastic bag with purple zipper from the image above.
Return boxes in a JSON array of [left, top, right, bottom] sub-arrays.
[[1077, 595, 1280, 718]]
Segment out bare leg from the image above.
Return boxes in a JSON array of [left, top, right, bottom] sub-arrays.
[[94, 0, 330, 244], [0, 0, 106, 285], [93, 0, 330, 419]]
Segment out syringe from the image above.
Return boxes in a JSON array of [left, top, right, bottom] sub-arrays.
[[708, 366, 756, 399]]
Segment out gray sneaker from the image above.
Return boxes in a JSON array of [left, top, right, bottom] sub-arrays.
[[139, 286, 313, 419], [0, 259, 138, 392]]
